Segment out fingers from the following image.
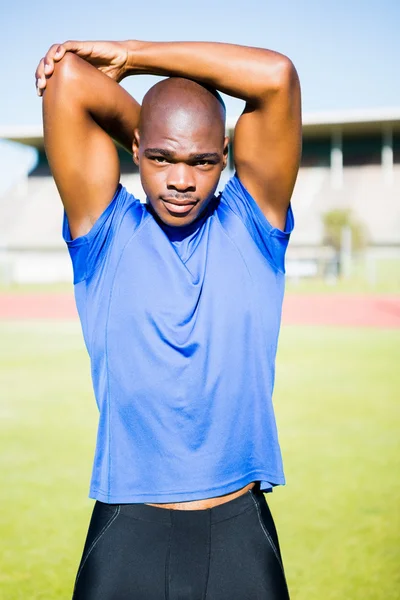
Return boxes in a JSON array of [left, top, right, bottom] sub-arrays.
[[60, 40, 82, 54], [35, 43, 67, 97], [35, 58, 46, 96], [35, 41, 87, 97]]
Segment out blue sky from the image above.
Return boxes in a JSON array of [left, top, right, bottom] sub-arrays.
[[1, 0, 399, 190]]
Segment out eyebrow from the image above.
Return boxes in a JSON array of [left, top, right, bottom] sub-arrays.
[[144, 148, 220, 161]]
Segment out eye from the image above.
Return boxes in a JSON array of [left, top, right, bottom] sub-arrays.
[[152, 156, 168, 163], [195, 159, 215, 167]]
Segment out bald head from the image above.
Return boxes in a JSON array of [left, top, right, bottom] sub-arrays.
[[139, 77, 226, 141], [133, 77, 229, 229]]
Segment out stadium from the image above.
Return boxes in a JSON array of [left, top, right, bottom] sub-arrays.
[[0, 109, 399, 600], [1, 107, 399, 285]]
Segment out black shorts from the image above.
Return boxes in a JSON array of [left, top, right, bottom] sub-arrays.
[[72, 484, 290, 599]]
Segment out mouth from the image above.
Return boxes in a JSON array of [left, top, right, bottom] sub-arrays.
[[161, 197, 197, 215]]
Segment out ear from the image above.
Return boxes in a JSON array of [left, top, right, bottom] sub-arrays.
[[132, 128, 141, 166], [222, 136, 229, 171]]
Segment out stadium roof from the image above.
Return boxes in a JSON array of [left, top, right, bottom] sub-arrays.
[[1, 107, 400, 150]]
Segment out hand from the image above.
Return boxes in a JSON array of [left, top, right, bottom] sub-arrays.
[[35, 40, 129, 96]]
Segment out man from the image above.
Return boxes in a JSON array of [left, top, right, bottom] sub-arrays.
[[35, 38, 301, 600]]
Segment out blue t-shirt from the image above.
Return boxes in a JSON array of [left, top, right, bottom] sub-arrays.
[[63, 174, 294, 503]]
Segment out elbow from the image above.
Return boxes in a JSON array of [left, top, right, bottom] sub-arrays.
[[260, 55, 299, 99], [46, 51, 83, 92]]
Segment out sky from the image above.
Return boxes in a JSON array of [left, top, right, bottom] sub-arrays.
[[0, 0, 399, 191]]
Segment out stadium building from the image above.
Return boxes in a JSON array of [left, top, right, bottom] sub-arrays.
[[0, 107, 399, 283]]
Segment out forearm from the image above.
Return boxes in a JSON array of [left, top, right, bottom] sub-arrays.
[[44, 53, 140, 153], [124, 41, 292, 103]]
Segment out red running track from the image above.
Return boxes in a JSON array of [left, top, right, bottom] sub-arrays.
[[0, 293, 400, 328], [282, 294, 400, 328]]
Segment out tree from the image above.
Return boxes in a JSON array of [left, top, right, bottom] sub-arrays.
[[322, 209, 366, 252]]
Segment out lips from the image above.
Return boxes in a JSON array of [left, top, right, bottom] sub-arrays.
[[161, 197, 197, 215]]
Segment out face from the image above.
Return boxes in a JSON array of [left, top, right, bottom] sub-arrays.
[[133, 108, 229, 227]]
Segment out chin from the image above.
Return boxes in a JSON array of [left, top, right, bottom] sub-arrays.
[[151, 200, 205, 228], [160, 212, 198, 228]]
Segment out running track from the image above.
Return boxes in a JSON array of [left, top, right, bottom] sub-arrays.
[[1, 293, 400, 328]]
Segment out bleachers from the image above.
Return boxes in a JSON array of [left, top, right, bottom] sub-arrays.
[[0, 166, 236, 251], [289, 167, 329, 245], [1, 165, 400, 250], [0, 163, 399, 283], [1, 177, 64, 248], [289, 164, 400, 247]]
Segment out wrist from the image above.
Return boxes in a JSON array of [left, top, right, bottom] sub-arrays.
[[122, 40, 152, 76]]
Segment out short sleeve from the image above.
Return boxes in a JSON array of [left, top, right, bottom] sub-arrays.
[[220, 173, 294, 273], [62, 184, 141, 284]]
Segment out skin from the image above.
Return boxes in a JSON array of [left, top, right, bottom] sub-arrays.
[[36, 39, 301, 509], [133, 77, 229, 228]]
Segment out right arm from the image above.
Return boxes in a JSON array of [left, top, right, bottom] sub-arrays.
[[38, 47, 140, 240]]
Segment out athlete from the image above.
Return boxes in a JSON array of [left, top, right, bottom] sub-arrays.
[[35, 39, 301, 599]]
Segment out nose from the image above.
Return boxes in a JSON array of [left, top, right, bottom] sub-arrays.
[[166, 162, 196, 192]]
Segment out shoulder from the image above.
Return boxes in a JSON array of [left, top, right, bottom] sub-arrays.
[[220, 173, 294, 236], [63, 183, 148, 284], [63, 184, 145, 246], [217, 173, 294, 273]]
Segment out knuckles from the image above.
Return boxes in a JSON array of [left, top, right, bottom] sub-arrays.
[[35, 41, 76, 91]]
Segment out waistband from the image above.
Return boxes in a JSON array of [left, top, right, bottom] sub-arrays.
[[104, 484, 264, 525]]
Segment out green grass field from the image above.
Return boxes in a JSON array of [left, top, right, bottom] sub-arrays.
[[0, 321, 399, 599]]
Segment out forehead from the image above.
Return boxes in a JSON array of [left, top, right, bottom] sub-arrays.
[[142, 106, 224, 152]]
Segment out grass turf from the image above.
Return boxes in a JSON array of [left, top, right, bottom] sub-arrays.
[[0, 321, 399, 599]]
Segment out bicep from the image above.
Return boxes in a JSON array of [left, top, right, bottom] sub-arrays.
[[233, 60, 302, 230], [43, 99, 120, 240]]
